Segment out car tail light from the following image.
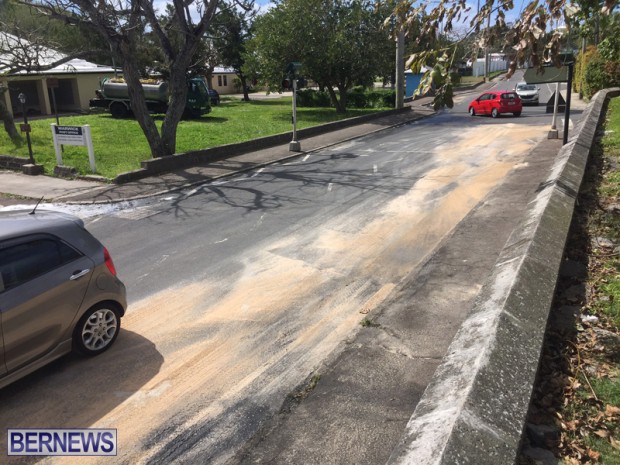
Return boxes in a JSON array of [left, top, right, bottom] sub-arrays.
[[104, 247, 118, 276]]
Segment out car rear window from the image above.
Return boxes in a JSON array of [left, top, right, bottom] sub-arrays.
[[501, 93, 518, 99]]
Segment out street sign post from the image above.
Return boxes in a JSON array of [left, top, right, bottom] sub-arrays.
[[47, 78, 61, 126], [17, 93, 35, 165], [51, 124, 96, 172], [523, 60, 574, 145], [522, 65, 569, 84]]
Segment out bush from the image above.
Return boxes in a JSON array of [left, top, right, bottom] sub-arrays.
[[365, 91, 388, 108], [316, 91, 332, 107], [363, 91, 395, 108], [584, 51, 620, 99], [297, 87, 394, 109], [346, 88, 396, 109], [583, 52, 608, 98], [297, 89, 332, 107], [598, 29, 620, 61], [577, 46, 620, 99], [296, 89, 316, 107], [347, 88, 367, 108]]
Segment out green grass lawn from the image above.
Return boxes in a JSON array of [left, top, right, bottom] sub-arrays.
[[458, 70, 505, 87], [1, 97, 388, 179]]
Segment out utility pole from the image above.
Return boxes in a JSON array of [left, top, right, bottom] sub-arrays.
[[286, 62, 302, 152], [484, 9, 491, 82], [395, 28, 405, 109], [563, 63, 573, 145], [289, 77, 300, 152]]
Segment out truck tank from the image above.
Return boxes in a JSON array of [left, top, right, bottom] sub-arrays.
[[101, 79, 169, 102]]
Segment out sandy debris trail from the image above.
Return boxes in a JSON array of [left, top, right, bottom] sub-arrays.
[[0, 123, 543, 465]]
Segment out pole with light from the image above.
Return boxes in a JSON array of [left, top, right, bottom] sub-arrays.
[[17, 93, 35, 165], [286, 62, 302, 152]]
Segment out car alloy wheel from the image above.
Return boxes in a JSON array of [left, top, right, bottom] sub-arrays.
[[491, 108, 499, 118], [469, 107, 475, 116], [74, 305, 121, 356]]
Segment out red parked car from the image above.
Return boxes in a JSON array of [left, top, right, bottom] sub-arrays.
[[468, 91, 522, 118]]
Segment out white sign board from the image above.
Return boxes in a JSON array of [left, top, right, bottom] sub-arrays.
[[523, 65, 569, 84], [51, 124, 96, 172]]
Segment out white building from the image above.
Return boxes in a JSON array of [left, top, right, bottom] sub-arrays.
[[468, 53, 509, 77], [1, 34, 115, 116]]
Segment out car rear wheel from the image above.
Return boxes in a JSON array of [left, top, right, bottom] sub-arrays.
[[73, 304, 121, 356], [469, 107, 475, 116], [513, 111, 522, 117], [491, 108, 499, 118]]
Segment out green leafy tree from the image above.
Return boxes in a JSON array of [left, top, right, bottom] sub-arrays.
[[244, 0, 393, 112], [389, 0, 618, 109], [211, 2, 257, 101], [0, 2, 97, 142], [145, 3, 217, 80], [595, 11, 620, 59], [13, 0, 250, 158], [1, 1, 114, 65], [198, 39, 222, 89]]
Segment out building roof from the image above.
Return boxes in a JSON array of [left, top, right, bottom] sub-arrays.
[[0, 33, 115, 76]]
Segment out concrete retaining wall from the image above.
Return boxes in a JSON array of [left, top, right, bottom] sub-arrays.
[[0, 155, 29, 170], [114, 106, 411, 184], [387, 88, 620, 465]]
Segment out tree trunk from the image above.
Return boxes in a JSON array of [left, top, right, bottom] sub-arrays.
[[326, 86, 340, 112], [160, 58, 192, 156], [337, 85, 348, 113], [327, 86, 346, 113], [239, 72, 250, 101], [119, 40, 170, 158], [0, 87, 22, 143]]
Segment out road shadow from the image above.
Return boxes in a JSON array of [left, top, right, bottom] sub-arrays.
[[156, 151, 431, 219], [0, 329, 163, 463]]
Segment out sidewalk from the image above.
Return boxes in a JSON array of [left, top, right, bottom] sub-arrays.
[[0, 92, 465, 206]]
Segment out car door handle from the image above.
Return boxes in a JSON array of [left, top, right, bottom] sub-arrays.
[[70, 269, 90, 280]]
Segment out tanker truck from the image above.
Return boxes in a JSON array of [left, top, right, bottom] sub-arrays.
[[89, 77, 211, 118]]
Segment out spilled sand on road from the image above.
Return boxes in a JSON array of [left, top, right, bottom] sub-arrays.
[[0, 123, 545, 465]]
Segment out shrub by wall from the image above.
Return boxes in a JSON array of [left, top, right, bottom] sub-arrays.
[[297, 88, 395, 109], [449, 72, 462, 86], [297, 89, 332, 107], [576, 45, 620, 99]]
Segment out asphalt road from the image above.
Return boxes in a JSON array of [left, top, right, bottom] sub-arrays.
[[0, 71, 584, 464]]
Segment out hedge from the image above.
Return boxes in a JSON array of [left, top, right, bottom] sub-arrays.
[[297, 88, 396, 109]]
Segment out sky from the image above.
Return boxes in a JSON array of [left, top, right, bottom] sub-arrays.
[[151, 0, 529, 34], [250, 0, 525, 27]]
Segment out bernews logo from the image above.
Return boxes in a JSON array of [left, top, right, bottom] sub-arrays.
[[7, 429, 117, 456]]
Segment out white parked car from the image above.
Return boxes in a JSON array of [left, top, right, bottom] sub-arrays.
[[514, 82, 540, 105]]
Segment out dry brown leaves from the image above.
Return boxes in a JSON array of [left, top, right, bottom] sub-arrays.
[[523, 148, 620, 464], [553, 319, 620, 463]]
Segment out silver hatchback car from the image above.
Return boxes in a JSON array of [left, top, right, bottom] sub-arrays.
[[514, 82, 540, 105], [0, 209, 126, 389]]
